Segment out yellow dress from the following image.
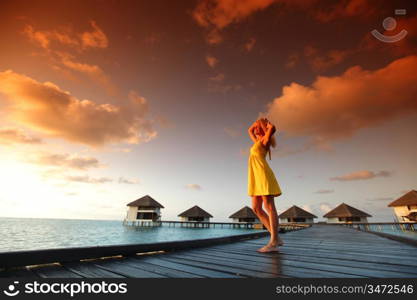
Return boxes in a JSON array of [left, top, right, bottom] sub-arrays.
[[248, 140, 282, 196]]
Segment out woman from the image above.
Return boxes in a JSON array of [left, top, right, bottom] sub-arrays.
[[248, 117, 283, 253]]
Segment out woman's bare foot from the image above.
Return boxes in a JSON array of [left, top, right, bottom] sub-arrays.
[[267, 238, 284, 248], [257, 244, 269, 252], [257, 244, 279, 253]]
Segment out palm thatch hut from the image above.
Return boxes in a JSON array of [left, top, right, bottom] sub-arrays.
[[229, 206, 259, 223], [279, 205, 317, 223], [178, 205, 213, 222], [323, 203, 371, 223], [125, 195, 164, 222], [388, 190, 417, 222]]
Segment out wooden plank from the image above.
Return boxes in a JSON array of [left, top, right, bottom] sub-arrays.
[[184, 248, 414, 278], [208, 242, 417, 267], [245, 235, 417, 254], [117, 258, 203, 278], [239, 240, 417, 263], [165, 251, 355, 278], [278, 225, 417, 248], [91, 260, 166, 278], [244, 240, 417, 258], [211, 243, 410, 261], [62, 261, 126, 278], [199, 245, 417, 276], [157, 256, 277, 278], [250, 228, 417, 250], [247, 234, 417, 250], [280, 231, 415, 244], [133, 256, 241, 278], [163, 252, 288, 278], [161, 254, 359, 278], [31, 265, 83, 278], [168, 250, 373, 278]]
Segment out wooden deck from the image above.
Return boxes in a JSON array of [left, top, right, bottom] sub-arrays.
[[123, 220, 265, 229], [1, 225, 416, 278]]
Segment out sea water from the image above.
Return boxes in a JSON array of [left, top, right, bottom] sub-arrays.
[[0, 217, 261, 252], [357, 223, 417, 240]]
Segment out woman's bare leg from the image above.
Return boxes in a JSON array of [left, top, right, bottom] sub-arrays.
[[252, 196, 275, 252], [251, 196, 271, 233], [259, 195, 283, 252]]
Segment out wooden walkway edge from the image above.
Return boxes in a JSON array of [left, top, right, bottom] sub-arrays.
[[0, 231, 270, 269]]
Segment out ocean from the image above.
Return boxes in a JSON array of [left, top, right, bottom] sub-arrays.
[[355, 223, 417, 240], [0, 217, 261, 253]]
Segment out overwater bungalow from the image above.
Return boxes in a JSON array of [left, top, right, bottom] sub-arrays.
[[229, 206, 260, 223], [125, 195, 164, 222], [178, 205, 213, 222], [388, 190, 417, 222], [323, 203, 371, 223], [279, 205, 317, 223]]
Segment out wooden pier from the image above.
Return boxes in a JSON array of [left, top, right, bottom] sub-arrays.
[[1, 224, 417, 278], [122, 220, 269, 229]]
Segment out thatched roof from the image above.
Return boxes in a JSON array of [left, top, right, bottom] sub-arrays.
[[388, 190, 417, 207], [229, 206, 258, 219], [178, 205, 213, 218], [279, 205, 317, 218], [127, 195, 164, 208], [323, 203, 371, 218]]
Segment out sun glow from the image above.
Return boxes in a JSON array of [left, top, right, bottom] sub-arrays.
[[0, 153, 68, 218]]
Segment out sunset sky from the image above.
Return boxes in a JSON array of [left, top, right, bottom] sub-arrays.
[[0, 0, 416, 222]]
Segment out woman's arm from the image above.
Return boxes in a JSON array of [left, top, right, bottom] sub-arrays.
[[248, 121, 258, 143], [261, 120, 276, 147]]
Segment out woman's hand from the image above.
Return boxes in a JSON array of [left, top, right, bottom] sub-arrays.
[[249, 120, 259, 131]]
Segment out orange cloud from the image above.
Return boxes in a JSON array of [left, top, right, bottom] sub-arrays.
[[22, 25, 50, 49], [58, 53, 117, 95], [206, 29, 223, 45], [27, 152, 102, 170], [194, 0, 375, 44], [193, 0, 276, 29], [80, 21, 108, 49], [266, 55, 417, 147], [193, 0, 276, 44], [303, 45, 353, 72], [285, 53, 300, 69], [208, 81, 241, 93], [244, 37, 256, 52], [22, 21, 108, 51], [65, 175, 113, 184], [185, 184, 202, 190], [206, 55, 219, 68], [314, 0, 375, 23], [0, 70, 157, 146], [209, 73, 225, 82], [0, 127, 42, 144], [22, 22, 115, 94], [330, 170, 392, 181], [286, 46, 353, 72], [118, 177, 140, 184]]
